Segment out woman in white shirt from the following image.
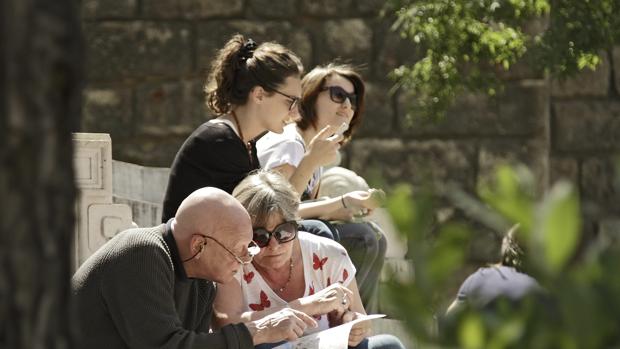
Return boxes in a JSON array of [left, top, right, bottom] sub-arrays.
[[256, 64, 387, 313], [214, 171, 404, 349]]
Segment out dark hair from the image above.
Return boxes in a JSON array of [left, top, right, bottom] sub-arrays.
[[205, 34, 303, 115], [500, 224, 526, 271], [297, 63, 365, 143]]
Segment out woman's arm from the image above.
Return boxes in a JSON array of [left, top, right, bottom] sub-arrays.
[[298, 190, 378, 221], [213, 278, 291, 326], [214, 276, 354, 326], [271, 125, 342, 197], [338, 279, 371, 347]]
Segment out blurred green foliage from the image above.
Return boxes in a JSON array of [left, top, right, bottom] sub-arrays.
[[384, 165, 620, 348], [388, 0, 620, 118]]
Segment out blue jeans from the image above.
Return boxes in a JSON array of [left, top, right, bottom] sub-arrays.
[[299, 219, 339, 240]]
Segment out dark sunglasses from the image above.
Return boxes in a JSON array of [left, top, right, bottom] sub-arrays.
[[253, 221, 299, 248], [272, 88, 301, 112], [322, 86, 357, 110]]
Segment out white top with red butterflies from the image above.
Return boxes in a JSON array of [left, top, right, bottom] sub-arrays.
[[234, 231, 356, 334]]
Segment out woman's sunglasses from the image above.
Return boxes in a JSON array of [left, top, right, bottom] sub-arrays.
[[252, 221, 299, 248], [322, 86, 357, 110]]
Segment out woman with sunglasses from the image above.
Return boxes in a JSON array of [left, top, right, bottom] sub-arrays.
[[214, 171, 404, 349], [256, 64, 387, 312], [161, 34, 303, 223]]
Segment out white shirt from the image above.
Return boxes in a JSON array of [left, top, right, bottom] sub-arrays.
[[257, 124, 323, 198], [233, 232, 356, 333]]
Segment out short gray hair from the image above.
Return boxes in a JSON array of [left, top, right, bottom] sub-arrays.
[[232, 170, 300, 227]]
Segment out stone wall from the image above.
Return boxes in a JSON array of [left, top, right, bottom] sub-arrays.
[[81, 1, 620, 239]]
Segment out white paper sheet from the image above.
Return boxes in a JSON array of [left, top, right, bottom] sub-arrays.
[[273, 314, 386, 349]]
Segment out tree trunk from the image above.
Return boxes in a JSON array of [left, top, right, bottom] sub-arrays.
[[1, 0, 82, 347]]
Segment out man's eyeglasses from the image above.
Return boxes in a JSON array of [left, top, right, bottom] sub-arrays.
[[271, 88, 301, 112], [253, 221, 298, 248], [200, 235, 260, 265], [322, 86, 357, 110]]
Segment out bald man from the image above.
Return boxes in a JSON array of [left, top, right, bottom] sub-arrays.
[[72, 187, 315, 349]]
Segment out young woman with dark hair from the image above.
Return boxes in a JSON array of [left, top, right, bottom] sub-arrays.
[[161, 34, 304, 222]]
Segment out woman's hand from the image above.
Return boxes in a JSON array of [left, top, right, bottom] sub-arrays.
[[306, 125, 342, 167], [319, 206, 355, 222], [342, 311, 371, 347], [296, 283, 353, 317]]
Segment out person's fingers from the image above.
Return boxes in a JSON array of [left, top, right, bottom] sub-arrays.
[[341, 286, 354, 298], [326, 133, 344, 142], [315, 125, 336, 140], [342, 311, 355, 323], [289, 308, 318, 328]]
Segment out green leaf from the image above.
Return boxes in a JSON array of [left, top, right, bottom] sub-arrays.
[[537, 181, 581, 273], [460, 313, 486, 349]]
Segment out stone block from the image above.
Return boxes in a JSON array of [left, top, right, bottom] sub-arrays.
[[114, 196, 163, 228], [356, 82, 394, 137], [302, 0, 352, 16], [114, 136, 187, 167], [319, 20, 372, 66], [478, 139, 549, 194], [554, 101, 620, 151], [73, 133, 134, 267], [249, 0, 297, 18], [348, 139, 477, 189], [598, 218, 620, 247], [142, 0, 243, 18], [550, 157, 579, 186], [614, 46, 620, 96], [374, 24, 418, 80], [196, 21, 292, 72], [398, 80, 548, 137], [581, 156, 620, 215], [112, 160, 170, 204], [356, 0, 387, 15], [82, 0, 137, 18], [135, 79, 207, 137], [288, 29, 313, 71], [551, 52, 610, 97], [82, 87, 133, 138], [84, 21, 192, 81]]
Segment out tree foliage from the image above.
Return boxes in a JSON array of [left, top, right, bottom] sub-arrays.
[[389, 0, 620, 118], [385, 165, 620, 348]]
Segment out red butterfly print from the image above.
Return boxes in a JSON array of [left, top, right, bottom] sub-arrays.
[[342, 269, 349, 283], [249, 290, 271, 311], [313, 253, 328, 270], [309, 284, 315, 295], [326, 277, 331, 286], [243, 271, 255, 284]]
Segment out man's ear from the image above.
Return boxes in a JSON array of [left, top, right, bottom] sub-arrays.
[[191, 236, 206, 253]]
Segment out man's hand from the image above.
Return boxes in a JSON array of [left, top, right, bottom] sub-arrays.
[[342, 311, 370, 347], [247, 308, 317, 345]]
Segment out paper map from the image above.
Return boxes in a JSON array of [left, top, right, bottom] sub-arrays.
[[273, 314, 386, 349]]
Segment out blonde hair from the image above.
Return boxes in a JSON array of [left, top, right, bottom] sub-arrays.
[[232, 171, 300, 227]]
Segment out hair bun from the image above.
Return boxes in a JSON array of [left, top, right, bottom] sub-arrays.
[[239, 38, 258, 62]]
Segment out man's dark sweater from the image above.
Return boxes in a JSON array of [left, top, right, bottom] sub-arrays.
[[71, 221, 253, 349]]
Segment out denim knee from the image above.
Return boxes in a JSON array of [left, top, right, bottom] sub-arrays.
[[299, 219, 338, 240]]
